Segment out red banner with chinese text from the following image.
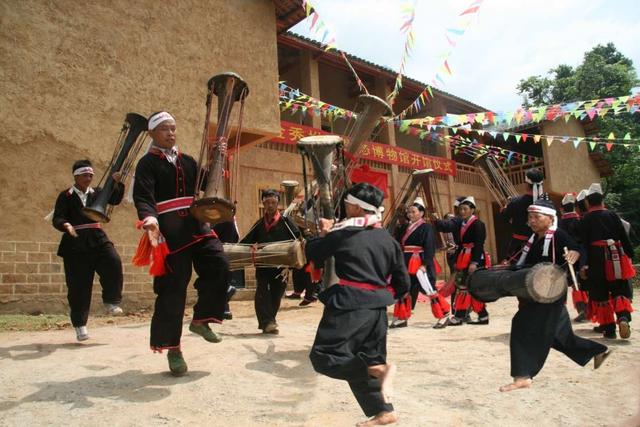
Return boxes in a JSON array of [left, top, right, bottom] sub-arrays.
[[272, 121, 456, 176]]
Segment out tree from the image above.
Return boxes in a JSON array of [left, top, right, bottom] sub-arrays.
[[517, 43, 640, 257]]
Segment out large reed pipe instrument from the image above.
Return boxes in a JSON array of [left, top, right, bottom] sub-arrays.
[[333, 94, 393, 206], [191, 72, 248, 224], [82, 113, 149, 222], [298, 135, 343, 289], [472, 153, 518, 208]]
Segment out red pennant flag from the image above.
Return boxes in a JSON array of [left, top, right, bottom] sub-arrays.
[[605, 143, 613, 151], [460, 6, 480, 15]]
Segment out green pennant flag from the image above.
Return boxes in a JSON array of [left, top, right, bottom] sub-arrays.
[[514, 134, 522, 143], [502, 132, 509, 141], [624, 133, 631, 140], [589, 141, 596, 151]]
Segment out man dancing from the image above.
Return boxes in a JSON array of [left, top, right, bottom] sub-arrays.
[[52, 160, 124, 341], [580, 183, 635, 339], [306, 183, 410, 426], [500, 197, 609, 392], [133, 111, 230, 375]]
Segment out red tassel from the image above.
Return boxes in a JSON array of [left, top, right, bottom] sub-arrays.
[[393, 295, 412, 320], [438, 294, 451, 314], [308, 262, 323, 282], [620, 255, 637, 279], [484, 252, 492, 268], [132, 233, 152, 267], [613, 296, 634, 313], [431, 299, 444, 319], [407, 253, 422, 275], [592, 300, 615, 325], [434, 258, 442, 275], [470, 297, 485, 314], [438, 276, 456, 298], [454, 291, 471, 311], [455, 251, 471, 270], [149, 239, 169, 276], [571, 289, 584, 307]]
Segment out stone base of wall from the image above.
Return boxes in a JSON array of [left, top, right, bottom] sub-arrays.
[[0, 241, 259, 315]]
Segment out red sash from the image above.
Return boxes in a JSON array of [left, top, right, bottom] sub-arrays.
[[156, 197, 194, 214], [403, 245, 423, 275], [561, 212, 579, 220], [74, 223, 101, 230], [591, 240, 636, 281]]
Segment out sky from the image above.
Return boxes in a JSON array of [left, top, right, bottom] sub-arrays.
[[290, 0, 640, 112]]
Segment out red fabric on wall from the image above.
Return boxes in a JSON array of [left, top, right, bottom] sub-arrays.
[[350, 165, 388, 197]]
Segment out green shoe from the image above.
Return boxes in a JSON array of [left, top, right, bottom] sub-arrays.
[[167, 350, 188, 376], [189, 322, 222, 343]]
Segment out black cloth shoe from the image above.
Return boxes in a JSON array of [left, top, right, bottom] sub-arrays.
[[226, 285, 237, 302], [299, 297, 317, 307], [223, 311, 233, 320], [445, 317, 464, 326], [573, 312, 587, 323], [593, 325, 604, 333], [603, 330, 617, 339], [389, 320, 408, 329], [467, 317, 489, 325], [285, 292, 302, 300]]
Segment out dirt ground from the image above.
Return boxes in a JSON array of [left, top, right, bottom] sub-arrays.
[[1, 297, 639, 427]]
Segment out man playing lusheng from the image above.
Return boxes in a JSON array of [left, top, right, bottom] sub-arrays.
[[133, 111, 230, 375]]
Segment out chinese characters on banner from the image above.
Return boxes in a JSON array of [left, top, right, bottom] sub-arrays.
[[272, 121, 457, 176]]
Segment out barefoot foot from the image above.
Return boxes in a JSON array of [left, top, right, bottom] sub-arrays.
[[356, 411, 398, 426], [499, 377, 532, 392]]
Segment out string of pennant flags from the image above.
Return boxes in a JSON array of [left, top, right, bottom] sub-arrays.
[[396, 0, 484, 119], [387, 1, 417, 105], [279, 82, 640, 150], [300, 0, 369, 94]]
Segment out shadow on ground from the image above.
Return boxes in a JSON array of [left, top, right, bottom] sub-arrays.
[[0, 369, 209, 411]]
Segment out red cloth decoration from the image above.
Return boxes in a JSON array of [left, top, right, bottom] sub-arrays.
[[613, 296, 634, 314], [407, 253, 422, 275], [131, 221, 169, 277], [350, 164, 388, 197], [592, 300, 615, 325], [438, 275, 457, 298], [307, 262, 323, 282], [430, 294, 450, 319], [434, 258, 442, 275], [455, 250, 472, 270], [454, 290, 471, 311], [393, 294, 412, 320], [470, 297, 485, 314]]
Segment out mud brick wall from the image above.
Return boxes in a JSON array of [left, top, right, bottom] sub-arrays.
[[0, 241, 257, 314]]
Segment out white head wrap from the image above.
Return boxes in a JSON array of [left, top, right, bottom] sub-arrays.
[[413, 197, 425, 209], [576, 189, 588, 202], [587, 183, 603, 196], [460, 196, 476, 208], [73, 166, 94, 176], [148, 111, 175, 130], [561, 193, 576, 205], [345, 194, 385, 219]]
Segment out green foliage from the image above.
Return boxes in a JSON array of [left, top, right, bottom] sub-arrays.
[[517, 43, 640, 247]]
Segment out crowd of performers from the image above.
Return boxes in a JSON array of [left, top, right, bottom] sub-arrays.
[[51, 111, 635, 426]]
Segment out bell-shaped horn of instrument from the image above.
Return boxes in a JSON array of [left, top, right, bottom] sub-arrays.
[[298, 135, 343, 220], [472, 153, 518, 208], [298, 135, 343, 290], [191, 72, 249, 224], [343, 94, 393, 157], [333, 94, 392, 210], [281, 180, 299, 207], [82, 113, 149, 223]]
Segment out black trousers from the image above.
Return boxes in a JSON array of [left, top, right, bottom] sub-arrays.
[[310, 306, 393, 417], [510, 303, 606, 378], [150, 238, 229, 350], [255, 268, 287, 329], [292, 267, 318, 298], [63, 242, 123, 327]]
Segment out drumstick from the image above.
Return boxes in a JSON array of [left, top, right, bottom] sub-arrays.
[[563, 247, 579, 290]]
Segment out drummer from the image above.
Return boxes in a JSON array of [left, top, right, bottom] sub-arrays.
[[240, 189, 301, 334], [500, 196, 610, 392]]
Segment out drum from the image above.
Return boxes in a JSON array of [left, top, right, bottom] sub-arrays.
[[223, 240, 306, 271], [467, 263, 568, 304]]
